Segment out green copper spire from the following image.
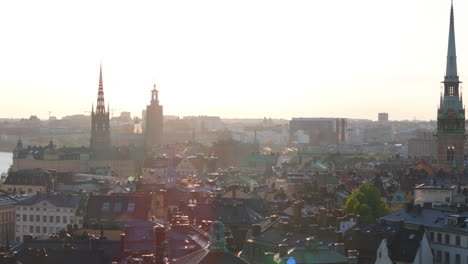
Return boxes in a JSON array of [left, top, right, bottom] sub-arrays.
[[445, 1, 458, 82]]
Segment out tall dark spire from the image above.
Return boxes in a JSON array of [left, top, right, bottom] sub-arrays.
[[151, 84, 159, 104], [96, 64, 106, 114], [90, 64, 111, 156], [445, 1, 458, 82]]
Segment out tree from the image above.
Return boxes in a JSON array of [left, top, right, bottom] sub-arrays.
[[343, 183, 389, 223]]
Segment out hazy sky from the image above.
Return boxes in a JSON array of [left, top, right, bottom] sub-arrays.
[[0, 0, 465, 120]]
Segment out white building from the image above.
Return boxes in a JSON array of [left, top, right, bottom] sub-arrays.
[[15, 193, 84, 241]]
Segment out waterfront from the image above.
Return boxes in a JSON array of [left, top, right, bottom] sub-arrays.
[[0, 152, 12, 173]]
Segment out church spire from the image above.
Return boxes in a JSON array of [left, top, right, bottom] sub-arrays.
[[445, 1, 458, 82], [96, 64, 106, 114], [151, 84, 159, 104]]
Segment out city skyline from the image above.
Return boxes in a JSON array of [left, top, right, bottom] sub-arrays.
[[1, 0, 467, 120]]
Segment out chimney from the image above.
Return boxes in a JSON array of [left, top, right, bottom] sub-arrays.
[[252, 224, 262, 237], [305, 236, 316, 250], [119, 233, 125, 254], [5, 237, 10, 252], [278, 244, 288, 257], [100, 224, 106, 239], [154, 226, 166, 264], [335, 231, 343, 243], [89, 237, 98, 251], [347, 249, 359, 264], [333, 243, 344, 255]]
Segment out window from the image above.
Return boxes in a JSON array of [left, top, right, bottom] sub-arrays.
[[42, 226, 47, 233], [23, 215, 27, 222], [127, 202, 135, 212], [49, 227, 54, 234], [35, 226, 40, 233], [456, 235, 460, 246], [70, 217, 74, 224], [29, 226, 33, 233], [23, 225, 27, 232], [455, 254, 460, 264], [101, 202, 110, 212], [36, 215, 40, 222], [50, 216, 54, 223], [16, 225, 19, 232], [437, 233, 442, 243], [27, 188, 32, 193], [445, 234, 450, 244], [56, 216, 60, 223], [113, 202, 122, 212], [43, 216, 47, 223], [29, 215, 33, 222], [63, 216, 67, 224], [430, 232, 435, 241], [445, 252, 450, 264], [447, 146, 455, 161]]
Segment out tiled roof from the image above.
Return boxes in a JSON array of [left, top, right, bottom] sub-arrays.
[[387, 228, 424, 262], [17, 193, 82, 208], [85, 194, 151, 227], [3, 169, 53, 186], [381, 208, 468, 232]]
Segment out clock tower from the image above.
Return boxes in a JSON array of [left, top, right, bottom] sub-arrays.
[[436, 2, 466, 172]]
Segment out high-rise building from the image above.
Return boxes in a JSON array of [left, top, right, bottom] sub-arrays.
[[289, 118, 346, 145], [436, 3, 465, 172], [378, 113, 388, 122], [145, 84, 163, 151], [90, 65, 111, 158]]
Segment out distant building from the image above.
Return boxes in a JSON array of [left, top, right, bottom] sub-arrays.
[[145, 85, 163, 152], [12, 139, 137, 177], [408, 129, 436, 158], [240, 152, 279, 174], [363, 125, 393, 144], [378, 112, 389, 122], [289, 118, 347, 145], [0, 168, 53, 195]]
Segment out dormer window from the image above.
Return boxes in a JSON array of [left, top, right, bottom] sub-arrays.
[[101, 202, 110, 212], [127, 202, 135, 212]]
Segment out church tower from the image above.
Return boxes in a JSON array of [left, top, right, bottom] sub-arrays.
[[145, 84, 163, 152], [90, 65, 111, 157], [436, 2, 466, 172]]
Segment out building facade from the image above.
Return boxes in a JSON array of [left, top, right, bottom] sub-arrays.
[[289, 117, 347, 145], [145, 85, 163, 152], [0, 194, 17, 245], [436, 4, 466, 172], [14, 193, 84, 241]]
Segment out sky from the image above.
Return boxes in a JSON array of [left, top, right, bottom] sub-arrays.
[[0, 0, 466, 121]]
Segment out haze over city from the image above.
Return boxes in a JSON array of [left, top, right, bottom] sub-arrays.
[[1, 0, 466, 120]]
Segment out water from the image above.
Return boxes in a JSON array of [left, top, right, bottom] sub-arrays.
[[0, 152, 12, 173]]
